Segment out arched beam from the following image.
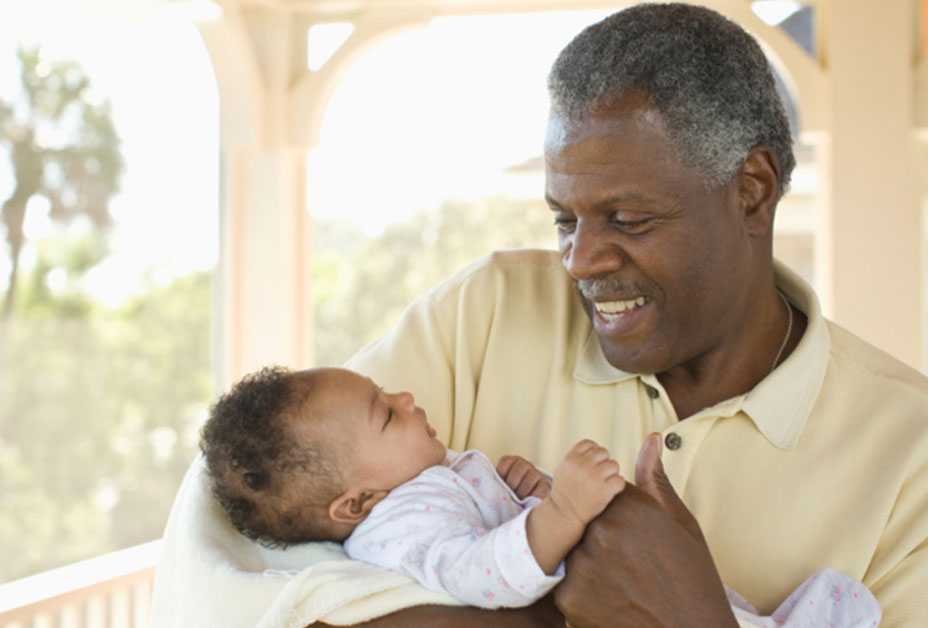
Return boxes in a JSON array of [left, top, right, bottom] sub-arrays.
[[197, 0, 265, 149], [291, 11, 430, 148]]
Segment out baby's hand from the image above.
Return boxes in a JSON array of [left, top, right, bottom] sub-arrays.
[[550, 439, 625, 527], [497, 455, 552, 499]]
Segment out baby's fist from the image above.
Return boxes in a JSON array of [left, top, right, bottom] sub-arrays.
[[497, 455, 552, 499], [551, 439, 625, 526]]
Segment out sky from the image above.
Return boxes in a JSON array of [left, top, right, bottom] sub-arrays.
[[309, 10, 613, 232], [0, 1, 220, 306], [0, 1, 611, 305]]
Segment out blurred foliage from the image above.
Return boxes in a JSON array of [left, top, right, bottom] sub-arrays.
[[1, 46, 123, 318], [0, 45, 205, 582], [313, 196, 557, 367], [0, 255, 212, 581]]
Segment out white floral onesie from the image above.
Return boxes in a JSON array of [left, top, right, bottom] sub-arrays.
[[344, 449, 881, 625], [345, 449, 560, 608]]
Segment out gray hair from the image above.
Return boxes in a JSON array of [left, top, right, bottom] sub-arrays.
[[548, 3, 795, 195]]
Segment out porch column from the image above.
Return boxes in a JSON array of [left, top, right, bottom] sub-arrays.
[[818, 0, 922, 368], [200, 5, 314, 384]]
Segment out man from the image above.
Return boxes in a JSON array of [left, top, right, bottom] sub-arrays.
[[330, 3, 927, 627], [152, 4, 925, 627]]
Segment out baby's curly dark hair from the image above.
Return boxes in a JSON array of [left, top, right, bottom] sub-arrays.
[[200, 366, 344, 547]]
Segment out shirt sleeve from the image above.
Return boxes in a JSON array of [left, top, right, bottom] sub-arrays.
[[862, 440, 928, 627], [343, 469, 563, 609], [726, 569, 881, 627]]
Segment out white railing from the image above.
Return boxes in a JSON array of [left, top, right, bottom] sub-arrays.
[[0, 541, 161, 628]]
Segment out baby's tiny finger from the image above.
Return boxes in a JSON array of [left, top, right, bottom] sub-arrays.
[[532, 480, 552, 499], [605, 474, 626, 495], [517, 473, 542, 498], [507, 459, 532, 487], [572, 439, 598, 454], [586, 446, 610, 464], [597, 459, 621, 477], [496, 455, 518, 476]]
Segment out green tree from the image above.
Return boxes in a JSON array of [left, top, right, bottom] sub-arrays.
[[0, 258, 212, 581], [0, 47, 211, 582], [313, 196, 557, 366], [1, 46, 123, 319]]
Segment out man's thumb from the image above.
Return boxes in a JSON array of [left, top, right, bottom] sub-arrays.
[[634, 432, 705, 542], [635, 432, 672, 508]]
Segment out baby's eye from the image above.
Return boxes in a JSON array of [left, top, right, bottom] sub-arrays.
[[382, 409, 393, 431]]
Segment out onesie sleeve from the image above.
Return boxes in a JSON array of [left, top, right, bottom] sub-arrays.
[[343, 468, 563, 609], [726, 569, 881, 627]]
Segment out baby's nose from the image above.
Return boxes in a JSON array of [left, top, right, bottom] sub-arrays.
[[393, 391, 415, 409]]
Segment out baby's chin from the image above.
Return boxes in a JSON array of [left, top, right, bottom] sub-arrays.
[[431, 441, 449, 467]]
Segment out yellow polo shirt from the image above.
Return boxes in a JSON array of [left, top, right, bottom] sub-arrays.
[[346, 249, 928, 626]]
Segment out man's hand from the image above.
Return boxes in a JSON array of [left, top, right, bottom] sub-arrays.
[[497, 454, 553, 499], [549, 439, 625, 526], [554, 434, 739, 628]]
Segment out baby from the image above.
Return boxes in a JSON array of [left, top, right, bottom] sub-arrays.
[[201, 366, 882, 623], [201, 365, 623, 608]]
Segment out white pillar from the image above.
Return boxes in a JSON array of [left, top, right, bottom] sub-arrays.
[[201, 5, 314, 384], [221, 148, 312, 381], [201, 2, 424, 385], [818, 0, 922, 368]]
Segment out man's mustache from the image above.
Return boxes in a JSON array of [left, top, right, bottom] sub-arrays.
[[577, 276, 652, 301]]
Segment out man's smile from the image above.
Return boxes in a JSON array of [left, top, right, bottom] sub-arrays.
[[588, 295, 653, 337]]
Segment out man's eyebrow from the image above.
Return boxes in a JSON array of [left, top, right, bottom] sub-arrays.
[[545, 194, 566, 210], [546, 192, 667, 212], [594, 192, 659, 208]]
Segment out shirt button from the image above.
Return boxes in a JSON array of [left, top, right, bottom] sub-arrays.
[[645, 385, 660, 400], [665, 432, 683, 451]]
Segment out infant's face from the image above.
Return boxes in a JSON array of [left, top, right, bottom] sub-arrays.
[[295, 368, 447, 492]]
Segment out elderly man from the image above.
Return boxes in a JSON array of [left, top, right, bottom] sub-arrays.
[[152, 4, 924, 627], [326, 4, 927, 627]]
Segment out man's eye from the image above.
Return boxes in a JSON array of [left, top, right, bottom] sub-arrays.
[[553, 218, 576, 233], [612, 217, 653, 233]]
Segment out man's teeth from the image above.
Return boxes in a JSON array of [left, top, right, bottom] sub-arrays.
[[594, 297, 646, 315]]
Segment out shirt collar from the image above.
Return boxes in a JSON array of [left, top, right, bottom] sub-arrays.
[[572, 260, 830, 449]]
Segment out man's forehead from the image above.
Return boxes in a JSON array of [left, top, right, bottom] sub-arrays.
[[545, 111, 672, 170], [546, 90, 666, 145]]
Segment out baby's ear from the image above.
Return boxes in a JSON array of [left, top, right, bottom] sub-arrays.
[[328, 489, 389, 524]]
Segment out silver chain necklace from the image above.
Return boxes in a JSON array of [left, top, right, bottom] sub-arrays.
[[770, 291, 793, 372]]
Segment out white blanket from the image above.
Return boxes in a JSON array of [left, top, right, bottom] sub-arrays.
[[150, 456, 461, 628], [151, 457, 880, 627]]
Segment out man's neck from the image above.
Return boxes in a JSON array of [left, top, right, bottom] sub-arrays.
[[657, 296, 808, 421]]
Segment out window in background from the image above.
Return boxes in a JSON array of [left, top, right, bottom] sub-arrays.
[[308, 10, 818, 367], [0, 4, 219, 581]]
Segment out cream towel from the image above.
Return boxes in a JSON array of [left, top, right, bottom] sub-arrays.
[[150, 457, 461, 628]]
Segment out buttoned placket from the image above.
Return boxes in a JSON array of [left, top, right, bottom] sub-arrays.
[[638, 375, 746, 499]]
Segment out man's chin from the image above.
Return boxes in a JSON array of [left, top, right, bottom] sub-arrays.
[[600, 340, 668, 375]]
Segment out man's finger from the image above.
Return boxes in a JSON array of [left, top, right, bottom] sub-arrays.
[[634, 432, 704, 541], [634, 432, 672, 509]]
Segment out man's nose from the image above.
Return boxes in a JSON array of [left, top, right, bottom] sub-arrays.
[[562, 223, 624, 281]]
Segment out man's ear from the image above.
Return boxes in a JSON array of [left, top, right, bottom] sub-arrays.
[[328, 488, 389, 525], [737, 147, 780, 238]]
